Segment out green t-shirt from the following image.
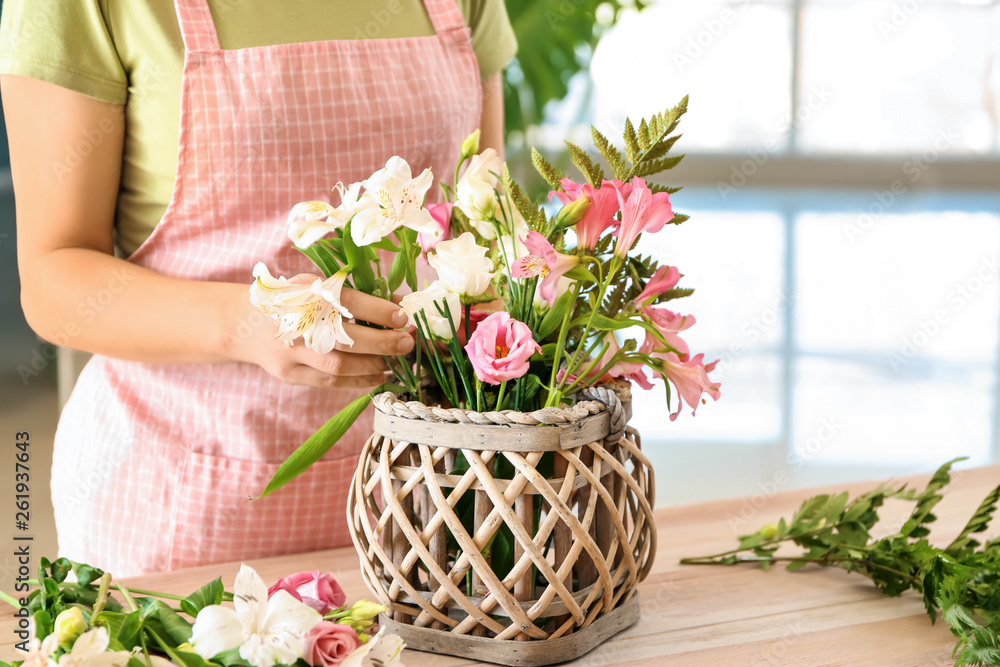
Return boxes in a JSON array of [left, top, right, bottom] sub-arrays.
[[0, 0, 517, 256]]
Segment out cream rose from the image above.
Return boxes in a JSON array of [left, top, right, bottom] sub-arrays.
[[456, 148, 503, 238], [427, 232, 495, 298]]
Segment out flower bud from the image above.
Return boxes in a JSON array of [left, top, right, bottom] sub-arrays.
[[348, 600, 386, 622], [460, 129, 481, 160], [54, 607, 87, 647], [554, 196, 591, 230], [759, 522, 780, 540]]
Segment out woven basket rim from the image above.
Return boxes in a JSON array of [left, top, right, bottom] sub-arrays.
[[372, 380, 632, 428]]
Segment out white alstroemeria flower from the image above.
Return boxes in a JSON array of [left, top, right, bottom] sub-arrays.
[[287, 182, 370, 250], [351, 157, 437, 246], [456, 148, 503, 238], [399, 281, 461, 340], [340, 629, 406, 667], [54, 628, 131, 667], [249, 263, 354, 353], [427, 232, 494, 298], [190, 564, 322, 667], [17, 629, 59, 667]]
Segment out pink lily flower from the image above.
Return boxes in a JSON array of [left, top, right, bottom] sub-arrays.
[[634, 265, 681, 308], [612, 177, 674, 257], [551, 178, 628, 250], [642, 306, 695, 361], [651, 351, 721, 421], [418, 202, 453, 253], [510, 230, 578, 306]]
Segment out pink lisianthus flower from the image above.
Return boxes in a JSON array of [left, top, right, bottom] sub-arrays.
[[551, 178, 627, 250], [634, 265, 681, 308], [304, 621, 361, 667], [267, 571, 346, 615], [612, 177, 674, 257], [418, 202, 453, 253], [510, 231, 578, 306], [464, 312, 541, 385], [648, 350, 721, 421], [642, 306, 695, 361]]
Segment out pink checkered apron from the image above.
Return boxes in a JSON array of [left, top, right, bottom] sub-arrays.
[[51, 0, 481, 576]]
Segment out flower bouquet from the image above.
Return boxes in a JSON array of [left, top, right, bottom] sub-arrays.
[[250, 96, 720, 664], [3, 558, 404, 667]]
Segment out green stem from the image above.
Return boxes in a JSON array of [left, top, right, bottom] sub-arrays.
[[496, 380, 508, 411], [0, 590, 20, 608], [680, 555, 920, 585], [464, 303, 472, 343], [92, 572, 112, 617], [547, 283, 582, 407], [116, 583, 140, 613]]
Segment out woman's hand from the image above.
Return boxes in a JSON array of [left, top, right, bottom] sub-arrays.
[[225, 278, 414, 389]]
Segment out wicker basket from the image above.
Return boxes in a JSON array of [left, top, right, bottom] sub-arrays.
[[347, 383, 656, 666]]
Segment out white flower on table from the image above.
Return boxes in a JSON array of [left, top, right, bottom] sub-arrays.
[[340, 628, 406, 667], [191, 564, 322, 667], [427, 232, 494, 298], [249, 262, 355, 353], [456, 148, 503, 240], [351, 157, 438, 246], [27, 628, 132, 667]]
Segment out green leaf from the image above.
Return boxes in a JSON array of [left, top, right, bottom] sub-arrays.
[[563, 265, 598, 283], [180, 578, 224, 618], [388, 248, 408, 292], [342, 222, 375, 294], [565, 141, 603, 186], [946, 484, 1000, 559], [296, 244, 339, 279], [211, 648, 250, 667], [258, 392, 374, 498], [530, 147, 565, 191], [536, 290, 575, 340], [141, 600, 193, 646]]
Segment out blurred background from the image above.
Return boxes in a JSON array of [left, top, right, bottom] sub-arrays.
[[0, 0, 998, 561]]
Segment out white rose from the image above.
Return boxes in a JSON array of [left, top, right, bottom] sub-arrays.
[[400, 281, 462, 340], [456, 148, 503, 237], [428, 232, 495, 297]]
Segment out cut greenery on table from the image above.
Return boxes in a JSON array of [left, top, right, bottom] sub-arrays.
[[680, 458, 1000, 667]]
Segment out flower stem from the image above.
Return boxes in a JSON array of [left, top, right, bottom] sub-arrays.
[[116, 582, 140, 613], [547, 283, 582, 407], [496, 380, 508, 411], [92, 572, 112, 617], [0, 590, 20, 608], [680, 555, 920, 585]]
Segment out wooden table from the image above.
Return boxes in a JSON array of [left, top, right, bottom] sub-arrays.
[[3, 465, 997, 666]]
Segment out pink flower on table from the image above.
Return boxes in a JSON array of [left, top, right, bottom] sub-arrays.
[[510, 231, 578, 306], [642, 306, 695, 361], [550, 178, 627, 250], [464, 311, 541, 385], [648, 351, 721, 421], [304, 621, 361, 667], [268, 571, 346, 615], [634, 265, 681, 308], [418, 202, 453, 253], [612, 178, 674, 257]]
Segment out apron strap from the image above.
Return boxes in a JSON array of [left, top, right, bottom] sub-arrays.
[[424, 0, 467, 35], [174, 0, 222, 53]]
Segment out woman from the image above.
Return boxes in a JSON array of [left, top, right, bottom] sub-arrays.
[[0, 0, 515, 575]]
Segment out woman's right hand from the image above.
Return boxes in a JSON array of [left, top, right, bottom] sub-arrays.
[[224, 279, 414, 389]]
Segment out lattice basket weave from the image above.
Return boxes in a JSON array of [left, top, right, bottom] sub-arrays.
[[347, 383, 656, 666]]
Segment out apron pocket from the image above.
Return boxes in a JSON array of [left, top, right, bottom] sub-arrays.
[[168, 450, 357, 569]]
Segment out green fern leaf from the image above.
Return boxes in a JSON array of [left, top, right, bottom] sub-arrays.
[[531, 147, 566, 191], [623, 118, 640, 164], [590, 129, 625, 181], [655, 286, 695, 304], [566, 141, 604, 186]]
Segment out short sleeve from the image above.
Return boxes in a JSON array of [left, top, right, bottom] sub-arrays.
[[0, 0, 128, 104], [465, 0, 518, 78]]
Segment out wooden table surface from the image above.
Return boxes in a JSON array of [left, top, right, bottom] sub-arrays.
[[3, 465, 997, 666]]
